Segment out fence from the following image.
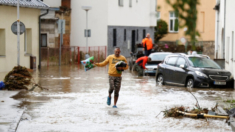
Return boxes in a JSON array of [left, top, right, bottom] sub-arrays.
[[41, 46, 107, 67]]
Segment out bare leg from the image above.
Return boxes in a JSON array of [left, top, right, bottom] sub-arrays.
[[114, 96, 118, 106], [109, 93, 111, 98]]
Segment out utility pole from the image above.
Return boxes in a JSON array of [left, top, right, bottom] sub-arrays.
[[82, 6, 92, 59], [59, 20, 63, 66], [17, 0, 20, 66]]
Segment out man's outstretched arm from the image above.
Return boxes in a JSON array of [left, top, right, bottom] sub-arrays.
[[95, 56, 110, 67]]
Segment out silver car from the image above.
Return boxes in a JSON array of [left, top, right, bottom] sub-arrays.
[[144, 52, 172, 75]]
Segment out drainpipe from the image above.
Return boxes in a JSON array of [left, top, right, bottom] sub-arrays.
[[216, 10, 219, 59], [223, 0, 226, 59], [38, 9, 49, 69]]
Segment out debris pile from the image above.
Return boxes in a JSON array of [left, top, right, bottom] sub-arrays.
[[3, 66, 47, 91], [163, 106, 209, 118], [4, 66, 32, 90]]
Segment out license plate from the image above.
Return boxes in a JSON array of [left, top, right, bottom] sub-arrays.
[[148, 68, 154, 70], [214, 81, 226, 85]]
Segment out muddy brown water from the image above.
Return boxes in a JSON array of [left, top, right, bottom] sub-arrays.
[[1, 65, 234, 131]]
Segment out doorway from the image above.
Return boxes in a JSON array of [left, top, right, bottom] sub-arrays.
[[41, 34, 47, 47], [131, 30, 136, 53]]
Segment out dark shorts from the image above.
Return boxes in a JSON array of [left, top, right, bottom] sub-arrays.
[[109, 76, 122, 97], [145, 50, 152, 56]]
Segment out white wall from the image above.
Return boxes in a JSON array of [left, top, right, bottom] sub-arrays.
[[70, 0, 108, 47], [224, 0, 235, 77], [108, 0, 156, 27], [43, 0, 61, 7]]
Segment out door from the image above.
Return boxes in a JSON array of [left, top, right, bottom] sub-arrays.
[[164, 57, 178, 82], [41, 34, 47, 47], [131, 30, 136, 53], [174, 57, 188, 84]]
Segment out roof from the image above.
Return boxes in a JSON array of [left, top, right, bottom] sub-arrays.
[[0, 0, 49, 9]]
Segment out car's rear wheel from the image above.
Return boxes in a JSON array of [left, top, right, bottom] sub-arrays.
[[186, 78, 194, 88], [157, 74, 164, 85]]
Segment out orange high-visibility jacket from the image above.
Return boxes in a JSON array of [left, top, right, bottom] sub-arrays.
[[142, 38, 153, 50]]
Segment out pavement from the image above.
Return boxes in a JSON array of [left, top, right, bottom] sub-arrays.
[[0, 91, 23, 132], [0, 65, 234, 132]]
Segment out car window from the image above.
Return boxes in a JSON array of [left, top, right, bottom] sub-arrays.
[[188, 57, 221, 69], [176, 57, 186, 67], [149, 54, 171, 61], [166, 57, 178, 66]]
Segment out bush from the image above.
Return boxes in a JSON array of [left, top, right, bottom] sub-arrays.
[[154, 19, 168, 43]]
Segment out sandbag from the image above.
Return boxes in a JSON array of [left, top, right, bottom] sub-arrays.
[[0, 81, 5, 90], [81, 56, 96, 71]]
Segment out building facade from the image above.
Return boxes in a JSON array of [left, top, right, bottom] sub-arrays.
[[157, 0, 216, 42], [40, 0, 71, 48], [71, 0, 156, 57], [157, 0, 216, 58], [0, 0, 48, 72], [214, 0, 235, 85]]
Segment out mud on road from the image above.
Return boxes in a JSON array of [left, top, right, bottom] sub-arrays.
[[7, 66, 234, 131]]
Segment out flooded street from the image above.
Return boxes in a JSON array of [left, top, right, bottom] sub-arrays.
[[4, 65, 234, 131]]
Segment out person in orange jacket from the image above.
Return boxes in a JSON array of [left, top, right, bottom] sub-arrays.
[[142, 33, 153, 56], [133, 56, 151, 76]]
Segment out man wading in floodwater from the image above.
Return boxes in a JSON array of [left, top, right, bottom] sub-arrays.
[[95, 47, 128, 108]]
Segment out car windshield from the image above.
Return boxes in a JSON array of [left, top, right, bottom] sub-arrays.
[[188, 57, 221, 69], [149, 53, 171, 61]]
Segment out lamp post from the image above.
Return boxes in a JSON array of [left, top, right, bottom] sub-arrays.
[[17, 0, 20, 66], [82, 6, 92, 59]]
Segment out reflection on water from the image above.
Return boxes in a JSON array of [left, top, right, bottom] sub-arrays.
[[4, 65, 235, 131]]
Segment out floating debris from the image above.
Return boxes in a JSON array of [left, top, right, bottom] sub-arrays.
[[163, 106, 228, 119]]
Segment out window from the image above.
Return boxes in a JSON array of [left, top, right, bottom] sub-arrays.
[[157, 11, 161, 21], [166, 57, 178, 66], [188, 57, 221, 69], [149, 53, 171, 61], [176, 58, 186, 67], [25, 29, 32, 54], [226, 37, 230, 62], [143, 29, 146, 38], [0, 29, 6, 56], [129, 0, 132, 7], [41, 34, 47, 47], [113, 29, 117, 46], [169, 12, 178, 32], [198, 12, 205, 33], [119, 0, 123, 6], [124, 29, 126, 41], [137, 29, 138, 41]]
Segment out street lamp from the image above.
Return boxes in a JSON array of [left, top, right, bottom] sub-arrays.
[[82, 6, 92, 59]]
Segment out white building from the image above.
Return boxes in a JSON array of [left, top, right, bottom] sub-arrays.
[[71, 0, 157, 57], [214, 0, 235, 85]]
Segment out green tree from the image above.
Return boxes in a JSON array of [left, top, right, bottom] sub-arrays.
[[166, 0, 200, 50], [155, 19, 168, 43]]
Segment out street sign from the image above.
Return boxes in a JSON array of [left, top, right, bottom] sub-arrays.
[[84, 29, 91, 37], [11, 21, 25, 35], [58, 19, 65, 34]]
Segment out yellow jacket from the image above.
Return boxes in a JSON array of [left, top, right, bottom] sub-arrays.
[[95, 55, 128, 77]]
